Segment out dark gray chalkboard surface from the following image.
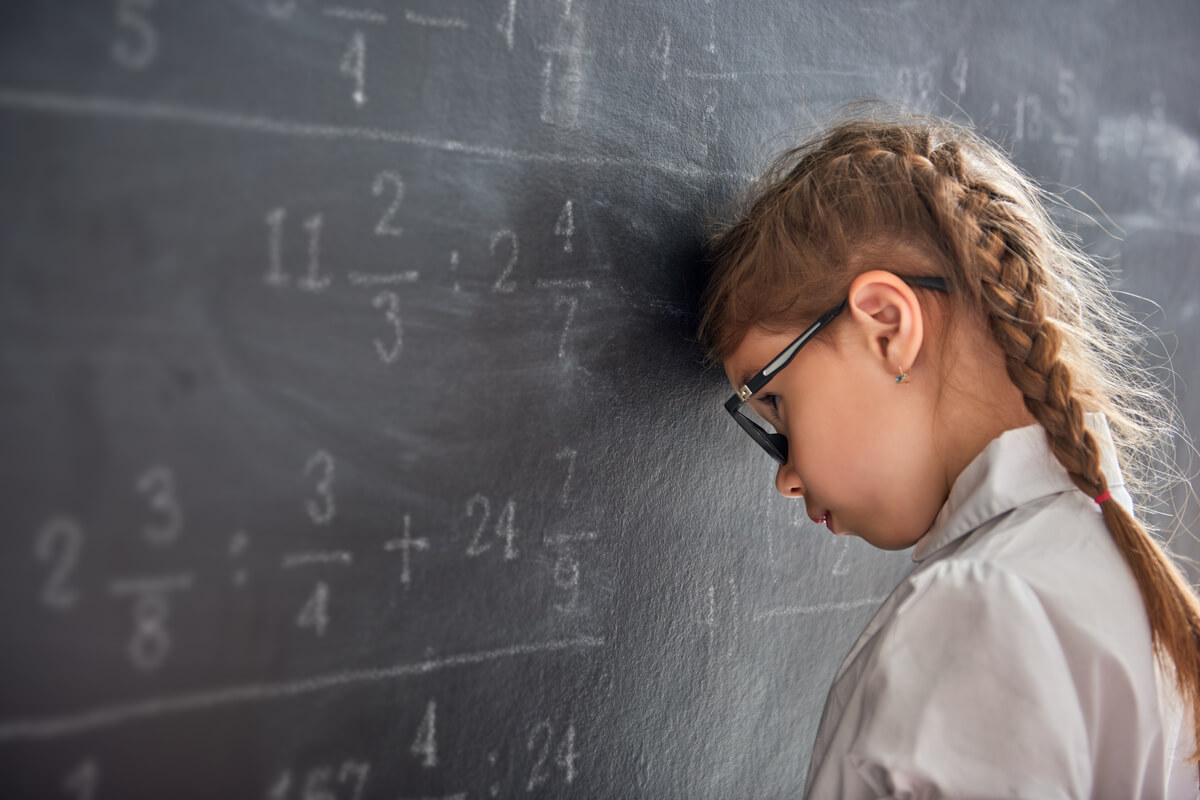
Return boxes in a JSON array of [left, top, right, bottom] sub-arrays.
[[2, 1, 1198, 797]]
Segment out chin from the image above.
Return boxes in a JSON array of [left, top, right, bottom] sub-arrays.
[[864, 531, 925, 551], [847, 527, 895, 550]]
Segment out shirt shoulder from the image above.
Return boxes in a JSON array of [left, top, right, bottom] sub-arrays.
[[845, 558, 1093, 797], [951, 490, 1154, 664]]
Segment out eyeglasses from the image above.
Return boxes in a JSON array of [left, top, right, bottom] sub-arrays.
[[723, 275, 949, 464]]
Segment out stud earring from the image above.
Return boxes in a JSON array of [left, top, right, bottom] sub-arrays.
[[895, 365, 910, 384]]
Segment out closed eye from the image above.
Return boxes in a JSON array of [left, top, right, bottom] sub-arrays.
[[755, 393, 781, 422]]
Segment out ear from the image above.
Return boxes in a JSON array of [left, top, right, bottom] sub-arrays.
[[845, 270, 924, 378]]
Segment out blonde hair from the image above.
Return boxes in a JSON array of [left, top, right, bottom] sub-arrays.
[[700, 105, 1200, 761]]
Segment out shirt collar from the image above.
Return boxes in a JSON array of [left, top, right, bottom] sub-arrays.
[[911, 412, 1133, 562]]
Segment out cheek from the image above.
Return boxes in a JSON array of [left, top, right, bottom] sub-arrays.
[[853, 415, 945, 540], [803, 365, 939, 509], [781, 367, 881, 488], [797, 363, 884, 458]]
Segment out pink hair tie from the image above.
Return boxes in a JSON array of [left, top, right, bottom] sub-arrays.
[[1094, 490, 1112, 505]]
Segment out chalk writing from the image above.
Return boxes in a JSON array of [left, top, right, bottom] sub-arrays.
[[267, 759, 370, 800], [0, 637, 606, 742], [230, 531, 249, 587], [371, 290, 404, 363], [340, 31, 368, 107], [464, 495, 519, 561], [62, 758, 99, 800], [411, 699, 438, 767], [323, 7, 386, 25], [296, 581, 330, 636], [490, 229, 519, 293], [554, 448, 576, 505], [553, 294, 578, 358], [371, 170, 405, 237], [36, 516, 83, 610], [496, 0, 517, 49], [305, 450, 336, 526], [383, 513, 429, 588], [652, 25, 672, 82], [554, 199, 575, 253], [112, 0, 157, 71], [404, 10, 468, 30], [525, 719, 578, 790], [136, 464, 182, 545], [264, 208, 331, 292], [109, 575, 193, 671]]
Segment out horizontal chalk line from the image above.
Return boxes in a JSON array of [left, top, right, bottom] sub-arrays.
[[0, 635, 605, 743], [347, 270, 420, 286], [534, 278, 593, 289], [684, 67, 874, 80], [403, 9, 468, 29], [109, 574, 195, 595], [0, 88, 743, 181], [323, 6, 388, 24], [753, 596, 886, 621], [281, 551, 353, 568]]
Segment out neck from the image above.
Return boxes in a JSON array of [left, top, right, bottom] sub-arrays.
[[934, 328, 1038, 497]]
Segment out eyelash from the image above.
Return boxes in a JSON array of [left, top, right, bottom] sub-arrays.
[[759, 393, 780, 416]]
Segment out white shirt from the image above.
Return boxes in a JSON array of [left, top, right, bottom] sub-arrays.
[[802, 413, 1198, 799]]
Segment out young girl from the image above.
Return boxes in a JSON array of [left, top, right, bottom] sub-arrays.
[[700, 109, 1200, 797]]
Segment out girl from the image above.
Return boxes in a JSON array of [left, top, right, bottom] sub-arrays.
[[699, 109, 1200, 797]]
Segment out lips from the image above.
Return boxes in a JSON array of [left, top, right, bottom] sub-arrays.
[[809, 509, 831, 528]]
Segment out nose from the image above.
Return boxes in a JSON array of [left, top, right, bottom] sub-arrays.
[[775, 460, 804, 498]]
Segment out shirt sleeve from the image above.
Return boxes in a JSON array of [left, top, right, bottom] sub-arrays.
[[844, 559, 1093, 799]]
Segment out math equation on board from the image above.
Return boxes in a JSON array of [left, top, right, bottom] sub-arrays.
[[1, 1, 630, 796], [17, 445, 605, 795]]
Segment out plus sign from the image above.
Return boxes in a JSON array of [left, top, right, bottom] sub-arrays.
[[383, 513, 429, 588]]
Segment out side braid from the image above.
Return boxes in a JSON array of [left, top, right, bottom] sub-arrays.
[[927, 141, 1200, 761], [976, 226, 1107, 496]]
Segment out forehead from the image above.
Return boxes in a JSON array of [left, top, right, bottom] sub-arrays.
[[722, 327, 810, 388]]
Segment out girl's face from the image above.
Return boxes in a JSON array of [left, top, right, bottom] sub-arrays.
[[722, 320, 949, 551], [720, 269, 1036, 551]]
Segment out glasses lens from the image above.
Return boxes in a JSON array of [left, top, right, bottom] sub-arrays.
[[734, 406, 788, 464], [762, 431, 788, 463]]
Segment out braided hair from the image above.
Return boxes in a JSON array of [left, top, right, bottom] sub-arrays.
[[700, 107, 1200, 761]]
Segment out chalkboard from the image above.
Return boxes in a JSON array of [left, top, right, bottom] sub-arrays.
[[1, 1, 1198, 797]]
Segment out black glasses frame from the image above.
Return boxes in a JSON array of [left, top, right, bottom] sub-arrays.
[[723, 275, 949, 464]]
